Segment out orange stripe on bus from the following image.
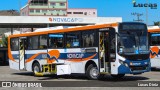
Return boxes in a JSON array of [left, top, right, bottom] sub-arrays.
[[48, 50, 60, 59], [9, 23, 118, 38], [150, 46, 159, 58], [8, 37, 18, 63], [25, 52, 47, 63], [47, 59, 56, 64], [148, 29, 160, 32]]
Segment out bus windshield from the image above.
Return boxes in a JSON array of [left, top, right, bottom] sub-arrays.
[[118, 23, 149, 55]]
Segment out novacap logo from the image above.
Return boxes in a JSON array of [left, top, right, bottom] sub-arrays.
[[47, 50, 60, 63], [49, 17, 83, 22], [150, 46, 159, 58]]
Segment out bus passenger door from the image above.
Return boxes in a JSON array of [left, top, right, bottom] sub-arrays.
[[99, 28, 116, 74], [19, 37, 27, 70], [99, 31, 110, 73]]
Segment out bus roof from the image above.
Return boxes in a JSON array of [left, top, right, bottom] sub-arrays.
[[9, 23, 118, 38], [148, 26, 160, 33]]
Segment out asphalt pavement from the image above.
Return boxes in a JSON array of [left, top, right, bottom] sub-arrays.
[[0, 65, 160, 90]]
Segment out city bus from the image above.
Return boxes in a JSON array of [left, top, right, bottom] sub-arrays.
[[8, 22, 150, 80], [148, 27, 160, 69]]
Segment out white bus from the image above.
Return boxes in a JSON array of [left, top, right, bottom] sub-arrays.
[[8, 22, 150, 80], [148, 27, 160, 69]]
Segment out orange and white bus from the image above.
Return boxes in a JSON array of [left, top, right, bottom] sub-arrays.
[[8, 22, 150, 80], [148, 27, 160, 69]]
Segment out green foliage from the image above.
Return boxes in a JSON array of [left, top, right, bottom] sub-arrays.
[[1, 35, 8, 47], [132, 0, 136, 3]]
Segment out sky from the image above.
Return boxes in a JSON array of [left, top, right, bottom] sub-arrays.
[[0, 0, 159, 25]]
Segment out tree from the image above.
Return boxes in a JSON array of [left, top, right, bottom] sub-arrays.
[[132, 0, 136, 3], [1, 35, 8, 47], [154, 22, 160, 26]]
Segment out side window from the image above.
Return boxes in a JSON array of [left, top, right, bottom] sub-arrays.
[[10, 38, 19, 51], [39, 35, 47, 49], [27, 36, 39, 50], [82, 31, 96, 47], [151, 33, 160, 46], [66, 32, 80, 48], [49, 34, 64, 48]]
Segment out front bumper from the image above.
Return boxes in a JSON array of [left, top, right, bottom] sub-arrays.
[[118, 59, 151, 74]]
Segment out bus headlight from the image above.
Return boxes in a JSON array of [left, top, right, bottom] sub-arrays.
[[144, 62, 148, 65], [119, 60, 129, 67], [124, 63, 129, 67], [119, 60, 124, 65]]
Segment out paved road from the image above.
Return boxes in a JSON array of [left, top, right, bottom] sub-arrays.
[[0, 66, 160, 81], [0, 65, 160, 89]]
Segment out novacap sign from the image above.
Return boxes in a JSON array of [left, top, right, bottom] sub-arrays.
[[49, 18, 83, 23]]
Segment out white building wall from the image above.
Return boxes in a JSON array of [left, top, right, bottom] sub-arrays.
[[67, 8, 97, 17], [0, 16, 122, 24], [20, 4, 29, 16]]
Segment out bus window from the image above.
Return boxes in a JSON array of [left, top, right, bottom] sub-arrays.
[[151, 33, 160, 46], [66, 32, 80, 48], [48, 34, 64, 48], [10, 38, 19, 51], [27, 36, 39, 50], [39, 35, 47, 49], [82, 31, 96, 47]]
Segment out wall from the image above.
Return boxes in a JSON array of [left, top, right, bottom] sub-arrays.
[[67, 8, 97, 17]]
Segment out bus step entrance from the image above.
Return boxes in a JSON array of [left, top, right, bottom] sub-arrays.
[[105, 62, 110, 73]]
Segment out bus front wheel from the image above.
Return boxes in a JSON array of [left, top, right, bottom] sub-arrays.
[[32, 62, 41, 76], [86, 64, 99, 80], [111, 74, 125, 78]]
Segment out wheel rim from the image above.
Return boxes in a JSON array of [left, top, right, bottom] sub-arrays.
[[34, 66, 39, 73], [90, 67, 99, 78]]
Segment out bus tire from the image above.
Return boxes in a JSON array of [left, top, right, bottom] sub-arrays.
[[111, 74, 125, 78], [32, 62, 41, 76], [86, 64, 99, 80]]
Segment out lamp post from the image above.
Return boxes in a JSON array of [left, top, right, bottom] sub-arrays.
[[146, 0, 148, 25], [132, 0, 148, 25], [19, 0, 22, 34]]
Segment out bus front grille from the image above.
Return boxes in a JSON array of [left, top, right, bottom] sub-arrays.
[[130, 66, 147, 71]]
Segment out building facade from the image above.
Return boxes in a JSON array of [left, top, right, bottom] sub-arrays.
[[21, 0, 67, 16], [21, 0, 97, 17]]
